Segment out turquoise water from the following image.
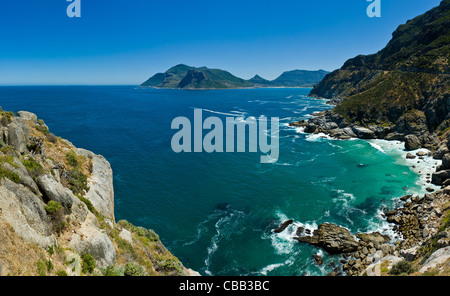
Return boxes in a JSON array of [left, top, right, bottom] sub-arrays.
[[0, 86, 428, 275]]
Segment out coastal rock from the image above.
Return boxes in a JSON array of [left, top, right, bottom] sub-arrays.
[[77, 149, 115, 221], [7, 117, 30, 154], [441, 153, 450, 170], [17, 111, 37, 123], [385, 132, 405, 141], [36, 174, 74, 212], [355, 232, 390, 246], [432, 170, 450, 185], [295, 223, 359, 254], [406, 153, 416, 159], [274, 219, 294, 233], [351, 126, 376, 139], [312, 254, 323, 265], [405, 135, 422, 151]]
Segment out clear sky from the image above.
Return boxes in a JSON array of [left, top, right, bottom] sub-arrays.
[[0, 0, 442, 85]]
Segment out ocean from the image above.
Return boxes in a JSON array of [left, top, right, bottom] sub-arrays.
[[0, 86, 440, 276]]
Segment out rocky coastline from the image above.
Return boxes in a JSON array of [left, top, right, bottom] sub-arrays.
[[273, 108, 450, 276], [0, 109, 199, 276]]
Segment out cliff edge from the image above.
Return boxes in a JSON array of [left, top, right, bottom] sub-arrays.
[[0, 109, 199, 276]]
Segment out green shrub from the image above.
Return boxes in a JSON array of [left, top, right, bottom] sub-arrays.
[[81, 253, 96, 274], [22, 157, 44, 178], [66, 151, 78, 167], [35, 124, 49, 136], [389, 260, 415, 276], [67, 169, 89, 195], [0, 155, 21, 183], [45, 201, 62, 215], [46, 133, 58, 144], [56, 270, 68, 276], [124, 263, 147, 276], [101, 265, 124, 276]]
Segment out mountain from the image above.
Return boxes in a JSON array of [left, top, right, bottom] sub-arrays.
[[141, 64, 253, 89], [248, 74, 273, 86], [141, 65, 329, 89], [309, 0, 449, 136], [247, 70, 329, 87], [271, 69, 330, 87]]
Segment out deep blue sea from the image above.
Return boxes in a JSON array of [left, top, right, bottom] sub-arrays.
[[0, 86, 439, 276]]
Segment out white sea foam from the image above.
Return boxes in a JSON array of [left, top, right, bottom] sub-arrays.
[[367, 139, 441, 194]]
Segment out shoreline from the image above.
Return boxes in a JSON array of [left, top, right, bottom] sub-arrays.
[[282, 109, 450, 276]]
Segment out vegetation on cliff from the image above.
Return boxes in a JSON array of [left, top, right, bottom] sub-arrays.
[[310, 0, 449, 140], [0, 109, 194, 276]]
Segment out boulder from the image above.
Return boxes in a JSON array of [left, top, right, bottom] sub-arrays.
[[404, 134, 422, 151], [406, 153, 416, 159], [441, 154, 450, 170], [312, 254, 323, 265], [432, 170, 450, 185], [119, 228, 133, 245], [17, 111, 38, 123], [385, 132, 405, 141], [351, 126, 376, 139], [400, 246, 419, 261], [295, 223, 359, 254], [7, 117, 30, 153], [36, 174, 74, 212]]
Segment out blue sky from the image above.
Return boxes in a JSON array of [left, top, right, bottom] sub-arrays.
[[0, 0, 442, 85]]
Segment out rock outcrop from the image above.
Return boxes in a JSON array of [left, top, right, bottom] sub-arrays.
[[0, 109, 195, 276], [294, 223, 359, 254]]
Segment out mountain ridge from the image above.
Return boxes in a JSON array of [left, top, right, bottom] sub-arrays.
[[141, 64, 329, 89]]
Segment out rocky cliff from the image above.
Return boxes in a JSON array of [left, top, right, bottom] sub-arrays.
[[288, 0, 450, 276], [0, 109, 198, 276], [307, 0, 449, 149]]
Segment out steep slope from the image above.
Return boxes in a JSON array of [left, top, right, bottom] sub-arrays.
[[309, 0, 449, 137], [0, 109, 198, 276], [272, 69, 330, 87], [304, 0, 449, 155]]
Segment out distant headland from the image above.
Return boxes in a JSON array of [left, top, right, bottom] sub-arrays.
[[140, 64, 329, 89]]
